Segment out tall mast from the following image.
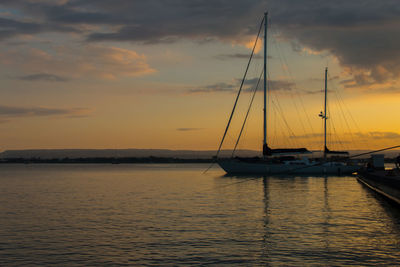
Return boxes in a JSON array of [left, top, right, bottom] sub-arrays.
[[323, 67, 328, 161], [263, 12, 268, 157]]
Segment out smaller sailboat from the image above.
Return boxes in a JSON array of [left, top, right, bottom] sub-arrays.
[[217, 12, 360, 175]]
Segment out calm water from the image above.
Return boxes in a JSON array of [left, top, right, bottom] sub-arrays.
[[0, 164, 399, 266]]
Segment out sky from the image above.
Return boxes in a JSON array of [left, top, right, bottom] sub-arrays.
[[0, 0, 399, 152]]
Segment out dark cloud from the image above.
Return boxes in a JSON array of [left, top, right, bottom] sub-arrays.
[[0, 105, 92, 118], [176, 128, 203, 131], [0, 17, 41, 40], [0, 14, 78, 41], [1, 0, 399, 88], [0, 0, 266, 43], [267, 0, 400, 87], [83, 0, 266, 43], [18, 73, 69, 82]]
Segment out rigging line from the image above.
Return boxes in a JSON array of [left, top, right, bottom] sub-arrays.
[[320, 117, 324, 153], [281, 126, 290, 147], [328, 94, 343, 150], [332, 91, 352, 151], [328, 105, 345, 150], [326, 105, 333, 150], [349, 145, 400, 158], [335, 83, 368, 149], [330, 121, 344, 151], [272, 108, 277, 145], [272, 37, 308, 138], [271, 26, 315, 135], [232, 69, 263, 158], [226, 132, 237, 145], [214, 16, 264, 159], [329, 74, 356, 149], [326, 81, 342, 150], [268, 27, 307, 147], [339, 93, 363, 135], [335, 93, 358, 147], [271, 98, 297, 144], [327, 72, 367, 149], [268, 79, 297, 142], [203, 16, 264, 174]]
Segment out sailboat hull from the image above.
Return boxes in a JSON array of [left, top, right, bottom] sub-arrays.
[[218, 159, 360, 175]]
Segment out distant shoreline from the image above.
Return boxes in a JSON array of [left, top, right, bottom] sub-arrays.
[[1, 148, 399, 161], [0, 157, 214, 164], [1, 148, 399, 164], [0, 156, 398, 164]]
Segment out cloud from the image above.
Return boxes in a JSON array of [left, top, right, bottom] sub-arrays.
[[189, 82, 236, 93], [17, 73, 69, 82], [289, 133, 324, 139], [306, 76, 339, 83], [190, 78, 294, 93], [242, 78, 295, 92], [264, 79, 294, 92], [0, 105, 92, 119], [355, 131, 400, 140], [214, 53, 263, 60], [176, 128, 203, 131], [0, 45, 155, 80], [302, 89, 324, 95]]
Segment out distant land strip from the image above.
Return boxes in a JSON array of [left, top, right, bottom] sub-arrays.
[[0, 148, 260, 159], [0, 149, 399, 164], [0, 156, 399, 164], [0, 157, 213, 164]]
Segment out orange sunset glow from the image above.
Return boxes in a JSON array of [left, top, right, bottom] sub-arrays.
[[0, 0, 399, 152]]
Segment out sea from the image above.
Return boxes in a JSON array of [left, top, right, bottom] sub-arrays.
[[0, 163, 399, 266]]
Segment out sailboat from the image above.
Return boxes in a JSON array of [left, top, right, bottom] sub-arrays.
[[217, 13, 360, 175]]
